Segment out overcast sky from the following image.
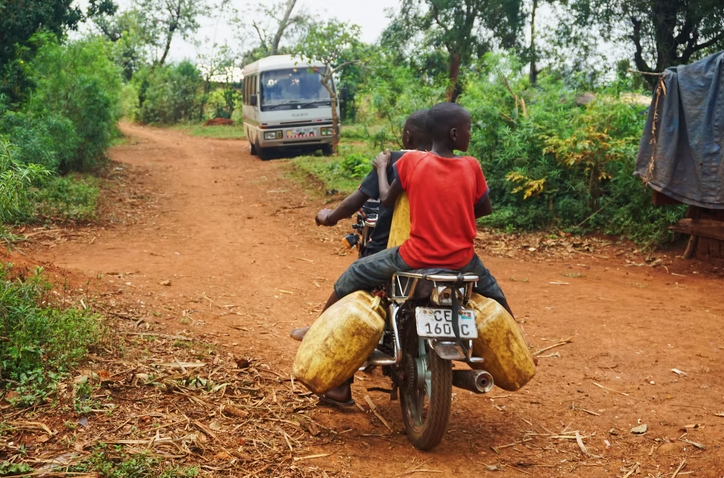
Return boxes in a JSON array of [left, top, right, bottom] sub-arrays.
[[103, 0, 399, 62]]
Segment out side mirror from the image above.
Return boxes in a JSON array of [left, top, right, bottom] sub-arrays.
[[250, 94, 258, 106], [339, 88, 348, 101]]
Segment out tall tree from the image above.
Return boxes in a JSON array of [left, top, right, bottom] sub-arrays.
[[572, 0, 724, 85], [384, 0, 523, 102], [294, 21, 365, 154], [234, 0, 312, 62], [136, 0, 208, 66], [0, 0, 116, 68], [528, 0, 539, 84], [0, 0, 115, 104], [93, 9, 153, 79]]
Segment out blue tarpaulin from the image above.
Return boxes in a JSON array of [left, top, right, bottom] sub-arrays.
[[635, 51, 724, 209]]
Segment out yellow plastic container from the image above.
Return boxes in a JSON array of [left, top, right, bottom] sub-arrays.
[[387, 192, 411, 248], [467, 293, 536, 391], [292, 291, 387, 395]]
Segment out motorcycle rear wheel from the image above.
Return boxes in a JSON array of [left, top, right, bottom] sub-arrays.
[[399, 328, 452, 450]]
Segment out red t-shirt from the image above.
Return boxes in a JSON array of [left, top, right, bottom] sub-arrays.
[[394, 151, 489, 269]]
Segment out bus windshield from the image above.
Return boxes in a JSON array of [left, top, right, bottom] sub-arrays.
[[260, 68, 331, 111]]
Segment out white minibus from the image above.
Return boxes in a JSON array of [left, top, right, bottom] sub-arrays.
[[241, 55, 339, 160]]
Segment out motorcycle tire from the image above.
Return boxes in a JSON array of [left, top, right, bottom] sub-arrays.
[[399, 326, 452, 450]]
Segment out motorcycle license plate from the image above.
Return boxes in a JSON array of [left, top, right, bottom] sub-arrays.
[[415, 308, 478, 339]]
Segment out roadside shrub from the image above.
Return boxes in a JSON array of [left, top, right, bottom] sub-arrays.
[[33, 174, 100, 222], [136, 62, 202, 124], [0, 264, 102, 406], [460, 53, 683, 247], [0, 138, 49, 226], [358, 53, 446, 150], [120, 82, 140, 120], [23, 35, 122, 172], [0, 111, 78, 172], [338, 152, 372, 178], [206, 87, 241, 120]]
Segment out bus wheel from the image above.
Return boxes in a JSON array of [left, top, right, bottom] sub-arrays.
[[249, 141, 257, 155], [256, 140, 272, 161], [322, 144, 333, 156]]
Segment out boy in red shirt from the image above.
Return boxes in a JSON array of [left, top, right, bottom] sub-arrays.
[[315, 102, 509, 406], [329, 101, 510, 315]]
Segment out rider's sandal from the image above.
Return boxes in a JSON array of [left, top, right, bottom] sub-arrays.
[[318, 395, 356, 408]]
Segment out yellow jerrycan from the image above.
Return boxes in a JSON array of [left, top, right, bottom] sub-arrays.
[[468, 293, 536, 391], [292, 291, 387, 395], [387, 193, 411, 248]]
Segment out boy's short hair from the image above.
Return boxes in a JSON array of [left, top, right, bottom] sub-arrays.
[[405, 109, 429, 136], [426, 102, 470, 140]]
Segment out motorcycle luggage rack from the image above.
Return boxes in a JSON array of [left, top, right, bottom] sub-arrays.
[[390, 272, 480, 303], [367, 304, 402, 366]]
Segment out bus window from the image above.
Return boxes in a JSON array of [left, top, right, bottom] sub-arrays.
[[259, 68, 330, 111]]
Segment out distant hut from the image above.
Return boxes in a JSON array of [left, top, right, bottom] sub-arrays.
[[635, 51, 724, 261]]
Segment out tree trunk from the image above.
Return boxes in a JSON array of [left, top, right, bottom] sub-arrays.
[[158, 32, 173, 66], [271, 0, 297, 55], [447, 53, 462, 102], [321, 74, 339, 154], [529, 0, 538, 85]]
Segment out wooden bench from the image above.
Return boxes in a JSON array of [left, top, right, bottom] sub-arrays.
[[670, 218, 724, 259]]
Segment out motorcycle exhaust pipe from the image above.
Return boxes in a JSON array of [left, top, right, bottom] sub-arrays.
[[452, 370, 494, 394]]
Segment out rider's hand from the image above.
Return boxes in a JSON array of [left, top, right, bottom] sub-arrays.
[[373, 149, 391, 171], [315, 208, 337, 226]]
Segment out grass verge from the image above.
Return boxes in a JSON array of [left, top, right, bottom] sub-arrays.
[[32, 174, 100, 223], [287, 134, 378, 195], [0, 263, 102, 407], [171, 122, 247, 140]]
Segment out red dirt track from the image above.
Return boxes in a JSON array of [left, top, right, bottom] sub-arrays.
[[28, 124, 724, 476]]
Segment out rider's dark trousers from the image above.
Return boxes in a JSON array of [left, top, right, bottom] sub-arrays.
[[334, 246, 508, 308]]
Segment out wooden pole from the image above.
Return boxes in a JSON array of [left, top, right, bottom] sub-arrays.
[[683, 235, 698, 259]]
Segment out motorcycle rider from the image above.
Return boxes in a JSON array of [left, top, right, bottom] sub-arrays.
[[312, 109, 431, 253], [321, 102, 510, 315], [290, 110, 432, 341], [299, 102, 511, 406]]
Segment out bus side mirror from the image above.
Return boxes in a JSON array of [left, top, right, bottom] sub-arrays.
[[250, 94, 258, 106], [339, 88, 348, 101]]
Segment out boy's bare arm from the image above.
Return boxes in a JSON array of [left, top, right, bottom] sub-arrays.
[[373, 150, 401, 207], [474, 196, 492, 218], [316, 190, 369, 226]]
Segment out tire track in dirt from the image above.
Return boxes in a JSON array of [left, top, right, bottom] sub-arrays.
[[32, 123, 724, 477]]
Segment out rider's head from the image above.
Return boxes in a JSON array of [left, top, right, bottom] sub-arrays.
[[402, 109, 432, 151], [426, 102, 472, 152]]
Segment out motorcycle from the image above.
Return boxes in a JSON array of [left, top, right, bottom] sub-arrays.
[[344, 201, 494, 451]]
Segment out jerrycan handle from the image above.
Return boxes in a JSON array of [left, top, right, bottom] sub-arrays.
[[370, 296, 387, 320]]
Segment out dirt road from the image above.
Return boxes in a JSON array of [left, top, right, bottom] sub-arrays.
[[31, 124, 724, 477]]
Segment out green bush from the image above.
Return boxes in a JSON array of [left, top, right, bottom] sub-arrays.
[[338, 152, 372, 178], [459, 53, 684, 247], [22, 35, 122, 172], [357, 52, 446, 150], [120, 82, 140, 119], [0, 264, 102, 406], [136, 62, 202, 124], [0, 110, 78, 172], [0, 138, 49, 226], [33, 174, 100, 222]]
